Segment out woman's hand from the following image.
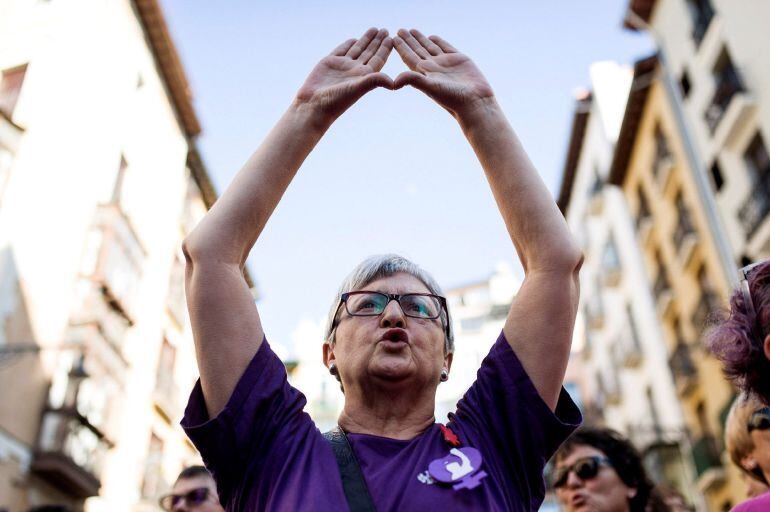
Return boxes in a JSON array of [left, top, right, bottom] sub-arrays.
[[296, 28, 394, 127], [393, 29, 495, 119]]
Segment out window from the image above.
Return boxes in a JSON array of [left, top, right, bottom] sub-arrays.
[[705, 49, 743, 134], [653, 250, 670, 299], [602, 236, 621, 273], [709, 160, 724, 192], [166, 256, 186, 325], [687, 0, 715, 46], [673, 190, 696, 247], [679, 70, 692, 98], [635, 186, 652, 230], [155, 337, 176, 394], [0, 64, 28, 117], [653, 123, 672, 180], [692, 265, 719, 333], [141, 433, 165, 499], [737, 133, 770, 237]]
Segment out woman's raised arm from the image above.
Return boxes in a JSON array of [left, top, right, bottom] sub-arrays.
[[393, 29, 583, 411], [183, 29, 394, 417]]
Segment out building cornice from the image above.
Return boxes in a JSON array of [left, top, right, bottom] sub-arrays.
[[624, 0, 657, 30], [133, 0, 201, 137], [608, 55, 658, 186], [557, 93, 592, 214]]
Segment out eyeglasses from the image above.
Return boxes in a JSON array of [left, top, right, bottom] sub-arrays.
[[748, 407, 770, 433], [552, 456, 613, 489], [159, 487, 209, 510], [335, 291, 449, 337], [739, 260, 767, 342]]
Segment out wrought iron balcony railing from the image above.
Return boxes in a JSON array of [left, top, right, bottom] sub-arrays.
[[31, 406, 112, 499], [705, 67, 744, 134], [738, 169, 770, 239]]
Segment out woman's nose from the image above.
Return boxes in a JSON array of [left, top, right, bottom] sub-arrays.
[[379, 299, 406, 328], [565, 470, 583, 489]]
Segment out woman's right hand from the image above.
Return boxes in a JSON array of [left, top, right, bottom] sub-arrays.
[[296, 28, 394, 126]]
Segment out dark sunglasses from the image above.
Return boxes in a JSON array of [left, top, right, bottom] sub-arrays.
[[748, 407, 770, 433], [159, 487, 209, 510], [552, 456, 612, 489]]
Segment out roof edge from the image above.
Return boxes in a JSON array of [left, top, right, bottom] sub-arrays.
[[557, 94, 593, 215]]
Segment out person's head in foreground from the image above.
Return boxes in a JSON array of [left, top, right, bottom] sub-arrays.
[[552, 427, 668, 512], [725, 393, 770, 490], [708, 260, 770, 404], [159, 466, 223, 512], [322, 254, 454, 395]]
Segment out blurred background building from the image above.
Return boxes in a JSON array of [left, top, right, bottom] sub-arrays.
[[0, 1, 254, 510]]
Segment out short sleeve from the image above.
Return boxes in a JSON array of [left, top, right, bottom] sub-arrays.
[[450, 330, 582, 509], [180, 338, 312, 504]]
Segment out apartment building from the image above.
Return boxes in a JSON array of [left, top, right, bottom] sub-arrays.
[[608, 54, 743, 510], [0, 1, 253, 510], [558, 60, 698, 504], [625, 0, 770, 276]]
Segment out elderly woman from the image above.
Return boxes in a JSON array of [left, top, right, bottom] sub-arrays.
[[724, 394, 770, 511], [181, 28, 582, 511], [708, 260, 770, 404], [552, 427, 670, 512]]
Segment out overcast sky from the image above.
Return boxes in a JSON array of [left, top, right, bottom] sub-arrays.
[[159, 0, 653, 355]]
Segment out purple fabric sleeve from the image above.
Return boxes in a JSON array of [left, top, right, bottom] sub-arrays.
[[450, 331, 582, 509], [180, 338, 310, 504]]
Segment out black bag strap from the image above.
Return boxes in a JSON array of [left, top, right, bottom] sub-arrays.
[[323, 425, 377, 512]]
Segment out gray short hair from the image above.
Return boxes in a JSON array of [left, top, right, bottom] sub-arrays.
[[324, 254, 454, 353]]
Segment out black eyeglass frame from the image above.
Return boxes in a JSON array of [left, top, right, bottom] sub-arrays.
[[158, 486, 210, 510], [334, 291, 450, 339], [748, 406, 770, 433], [552, 456, 613, 489], [739, 260, 768, 344]]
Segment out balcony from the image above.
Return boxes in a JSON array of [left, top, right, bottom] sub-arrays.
[[692, 292, 720, 334], [738, 170, 770, 240], [31, 407, 112, 499], [89, 204, 146, 322], [692, 434, 726, 492], [619, 332, 643, 368], [675, 232, 698, 269], [669, 343, 698, 396], [704, 67, 744, 135], [153, 374, 181, 424], [654, 155, 675, 190]]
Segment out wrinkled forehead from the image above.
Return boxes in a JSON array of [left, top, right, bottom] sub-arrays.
[[173, 474, 215, 494], [357, 272, 432, 295]]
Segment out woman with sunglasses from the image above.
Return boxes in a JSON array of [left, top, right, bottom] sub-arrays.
[[181, 27, 582, 511], [708, 260, 770, 405], [552, 427, 670, 512], [725, 394, 770, 511]]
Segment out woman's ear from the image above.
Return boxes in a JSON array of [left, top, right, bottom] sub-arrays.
[[323, 342, 335, 369], [741, 453, 759, 473], [444, 352, 454, 373]]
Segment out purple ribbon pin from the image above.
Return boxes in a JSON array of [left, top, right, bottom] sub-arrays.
[[427, 447, 488, 491]]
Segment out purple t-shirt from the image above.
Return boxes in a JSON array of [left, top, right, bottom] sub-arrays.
[[182, 331, 581, 511], [732, 491, 770, 511]]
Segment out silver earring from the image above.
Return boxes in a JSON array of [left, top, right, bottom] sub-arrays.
[[440, 369, 448, 382], [329, 363, 341, 382]]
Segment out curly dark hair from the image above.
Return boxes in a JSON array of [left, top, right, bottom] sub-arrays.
[[553, 427, 669, 512], [706, 260, 770, 404]]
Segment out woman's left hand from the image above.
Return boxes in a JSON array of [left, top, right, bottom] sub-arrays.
[[393, 29, 495, 118]]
